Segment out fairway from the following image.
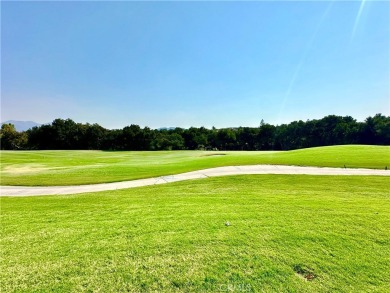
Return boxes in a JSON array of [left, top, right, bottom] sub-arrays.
[[1, 145, 389, 186], [1, 146, 389, 292], [1, 175, 389, 292], [2, 165, 389, 196]]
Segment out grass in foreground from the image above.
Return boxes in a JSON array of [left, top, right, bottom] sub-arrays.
[[1, 145, 389, 186], [1, 175, 389, 292]]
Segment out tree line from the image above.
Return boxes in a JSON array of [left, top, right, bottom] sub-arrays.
[[1, 114, 389, 151]]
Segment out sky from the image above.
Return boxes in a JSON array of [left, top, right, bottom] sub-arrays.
[[1, 0, 389, 129]]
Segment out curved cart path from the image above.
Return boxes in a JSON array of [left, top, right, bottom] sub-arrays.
[[1, 165, 389, 197]]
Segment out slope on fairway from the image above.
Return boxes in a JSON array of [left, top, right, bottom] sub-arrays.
[[1, 175, 389, 292], [2, 165, 390, 196], [1, 145, 389, 186]]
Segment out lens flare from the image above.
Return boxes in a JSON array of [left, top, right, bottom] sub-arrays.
[[351, 0, 367, 41], [277, 2, 334, 124]]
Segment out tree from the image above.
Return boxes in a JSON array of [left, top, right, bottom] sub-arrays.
[[360, 114, 390, 145], [153, 132, 184, 150], [0, 124, 28, 150], [237, 127, 258, 150], [84, 123, 107, 149], [216, 128, 237, 150], [257, 123, 276, 150], [8, 114, 388, 151]]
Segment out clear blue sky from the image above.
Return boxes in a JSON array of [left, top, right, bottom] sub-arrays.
[[2, 1, 389, 129]]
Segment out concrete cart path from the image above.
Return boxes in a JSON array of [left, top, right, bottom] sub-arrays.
[[1, 165, 389, 197]]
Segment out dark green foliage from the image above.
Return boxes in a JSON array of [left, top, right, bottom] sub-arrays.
[[3, 114, 389, 150], [0, 123, 28, 150]]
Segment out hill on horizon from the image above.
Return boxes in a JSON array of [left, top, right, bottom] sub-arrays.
[[1, 120, 41, 132]]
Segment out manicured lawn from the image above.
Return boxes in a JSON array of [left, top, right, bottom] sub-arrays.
[[1, 145, 389, 186], [1, 175, 389, 292]]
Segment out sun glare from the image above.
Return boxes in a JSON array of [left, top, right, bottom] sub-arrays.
[[351, 0, 367, 40], [277, 1, 334, 124]]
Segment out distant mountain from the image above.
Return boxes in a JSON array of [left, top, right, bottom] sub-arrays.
[[157, 127, 177, 131], [1, 120, 41, 132]]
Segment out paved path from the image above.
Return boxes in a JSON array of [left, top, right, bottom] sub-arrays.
[[1, 165, 389, 197]]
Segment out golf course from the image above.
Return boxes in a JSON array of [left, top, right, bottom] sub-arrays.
[[1, 145, 389, 186], [1, 145, 389, 292], [3, 0, 389, 290]]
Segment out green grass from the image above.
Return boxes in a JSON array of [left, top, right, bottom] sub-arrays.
[[1, 145, 389, 186], [1, 175, 389, 292]]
